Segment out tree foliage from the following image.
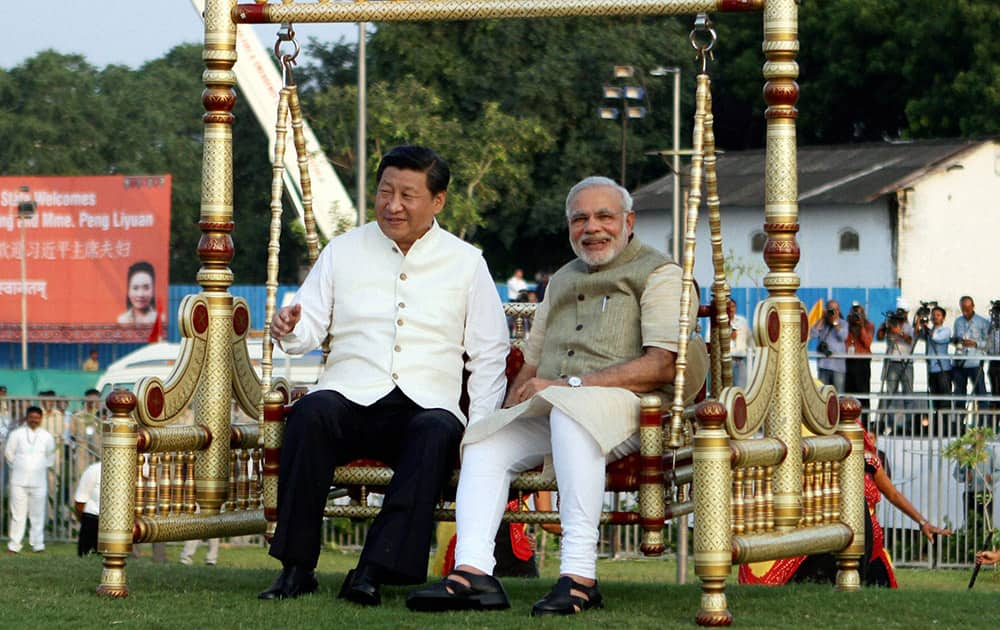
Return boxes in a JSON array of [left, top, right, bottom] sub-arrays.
[[1, 3, 997, 279]]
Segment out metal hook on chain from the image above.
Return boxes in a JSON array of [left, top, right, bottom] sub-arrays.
[[274, 23, 300, 87], [689, 13, 717, 74]]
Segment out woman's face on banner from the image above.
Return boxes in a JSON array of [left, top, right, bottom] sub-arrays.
[[128, 271, 154, 312]]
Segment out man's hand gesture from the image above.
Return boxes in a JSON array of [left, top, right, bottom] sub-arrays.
[[270, 304, 302, 339]]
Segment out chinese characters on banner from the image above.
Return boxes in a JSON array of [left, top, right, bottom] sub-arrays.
[[0, 175, 171, 343]]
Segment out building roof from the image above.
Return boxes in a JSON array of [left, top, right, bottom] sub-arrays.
[[632, 138, 988, 211]]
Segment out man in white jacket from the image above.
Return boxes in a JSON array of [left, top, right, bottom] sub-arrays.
[[5, 406, 56, 553], [258, 146, 509, 605]]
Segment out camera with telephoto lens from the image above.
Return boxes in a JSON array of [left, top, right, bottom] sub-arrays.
[[882, 308, 907, 325], [914, 300, 937, 328], [816, 340, 832, 357], [847, 304, 864, 325]]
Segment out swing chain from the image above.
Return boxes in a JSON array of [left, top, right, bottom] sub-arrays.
[[689, 13, 717, 74], [274, 22, 300, 87]]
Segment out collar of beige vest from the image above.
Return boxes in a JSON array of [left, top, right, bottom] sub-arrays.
[[578, 233, 642, 273]]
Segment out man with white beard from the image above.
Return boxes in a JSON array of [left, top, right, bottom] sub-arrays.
[[407, 176, 708, 616], [5, 406, 56, 553]]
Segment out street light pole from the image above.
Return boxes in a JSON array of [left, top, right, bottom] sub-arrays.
[[17, 186, 36, 370], [651, 66, 682, 261], [620, 100, 628, 187], [600, 66, 646, 190], [356, 21, 367, 225], [670, 70, 681, 262]]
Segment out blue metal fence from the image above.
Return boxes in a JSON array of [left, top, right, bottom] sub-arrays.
[[0, 284, 900, 369]]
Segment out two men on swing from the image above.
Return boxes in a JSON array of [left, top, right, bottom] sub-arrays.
[[262, 145, 707, 616]]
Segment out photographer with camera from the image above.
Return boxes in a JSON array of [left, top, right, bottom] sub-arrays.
[[987, 300, 1000, 409], [952, 296, 989, 402], [809, 300, 847, 391], [916, 304, 953, 422], [845, 301, 875, 410], [876, 300, 915, 434]]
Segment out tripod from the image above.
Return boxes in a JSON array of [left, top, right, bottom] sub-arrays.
[[876, 320, 917, 435]]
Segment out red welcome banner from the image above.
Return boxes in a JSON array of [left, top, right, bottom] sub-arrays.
[[0, 175, 171, 342]]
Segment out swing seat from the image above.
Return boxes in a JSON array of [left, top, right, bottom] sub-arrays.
[[265, 303, 706, 556]]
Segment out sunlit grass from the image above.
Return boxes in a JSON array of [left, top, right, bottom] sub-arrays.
[[2, 542, 998, 629]]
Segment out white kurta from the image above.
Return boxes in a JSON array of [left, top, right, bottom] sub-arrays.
[[5, 425, 56, 488], [6, 425, 55, 553], [463, 263, 708, 455], [74, 461, 102, 516], [280, 220, 509, 426]]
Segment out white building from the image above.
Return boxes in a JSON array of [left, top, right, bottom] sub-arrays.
[[631, 139, 1000, 315]]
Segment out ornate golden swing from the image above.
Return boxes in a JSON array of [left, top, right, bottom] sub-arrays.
[[96, 2, 866, 626]]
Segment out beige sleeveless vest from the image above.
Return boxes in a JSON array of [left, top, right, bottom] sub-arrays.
[[537, 236, 671, 396]]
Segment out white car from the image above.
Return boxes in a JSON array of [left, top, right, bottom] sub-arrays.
[[96, 340, 323, 398]]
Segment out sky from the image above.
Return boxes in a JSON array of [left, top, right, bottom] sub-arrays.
[[3, 1, 358, 70]]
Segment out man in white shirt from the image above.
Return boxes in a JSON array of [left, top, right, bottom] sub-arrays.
[[506, 268, 528, 301], [74, 460, 101, 556], [259, 146, 509, 605], [729, 300, 752, 388], [5, 406, 56, 553]]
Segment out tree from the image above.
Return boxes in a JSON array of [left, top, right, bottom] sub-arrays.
[[301, 17, 692, 273], [0, 46, 308, 285], [710, 0, 1000, 146]]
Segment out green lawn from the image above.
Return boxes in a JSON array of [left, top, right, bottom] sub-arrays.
[[2, 543, 998, 629]]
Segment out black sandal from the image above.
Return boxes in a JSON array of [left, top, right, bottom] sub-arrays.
[[531, 575, 604, 616], [406, 569, 511, 612]]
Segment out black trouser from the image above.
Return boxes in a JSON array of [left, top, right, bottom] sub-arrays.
[[269, 387, 463, 585], [990, 361, 1000, 409], [844, 358, 872, 410], [78, 513, 99, 556], [928, 370, 952, 411]]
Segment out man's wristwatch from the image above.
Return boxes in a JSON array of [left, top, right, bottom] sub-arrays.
[[566, 376, 583, 388]]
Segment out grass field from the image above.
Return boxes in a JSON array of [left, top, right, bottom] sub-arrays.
[[3, 543, 999, 629]]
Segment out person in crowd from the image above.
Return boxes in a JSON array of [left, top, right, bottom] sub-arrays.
[[988, 301, 1000, 409], [740, 420, 951, 588], [877, 301, 915, 434], [258, 146, 509, 605], [71, 389, 103, 480], [81, 349, 100, 372], [117, 261, 158, 324], [36, 391, 65, 504], [976, 550, 1000, 565], [844, 301, 875, 410], [918, 306, 954, 429], [5, 406, 56, 553], [727, 298, 752, 389], [952, 431, 998, 522], [74, 460, 101, 556], [180, 538, 220, 566], [952, 296, 989, 400], [37, 390, 62, 438], [406, 175, 708, 616], [534, 271, 550, 302], [810, 300, 847, 392], [0, 385, 10, 442], [506, 268, 529, 301]]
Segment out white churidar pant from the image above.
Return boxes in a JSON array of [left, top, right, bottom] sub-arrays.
[[7, 484, 48, 553], [454, 407, 637, 579]]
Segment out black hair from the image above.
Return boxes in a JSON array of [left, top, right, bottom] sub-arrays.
[[26, 405, 43, 416], [932, 306, 946, 318], [375, 145, 450, 196], [125, 261, 156, 310], [85, 388, 100, 397]]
